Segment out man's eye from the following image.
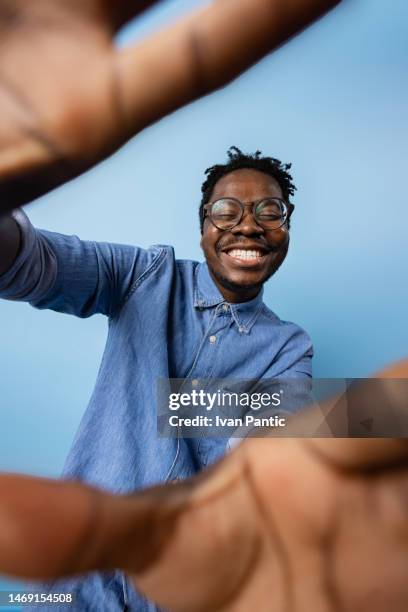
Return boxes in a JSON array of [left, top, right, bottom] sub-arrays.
[[258, 213, 282, 220]]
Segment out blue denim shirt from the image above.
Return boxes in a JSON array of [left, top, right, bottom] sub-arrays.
[[0, 210, 312, 611]]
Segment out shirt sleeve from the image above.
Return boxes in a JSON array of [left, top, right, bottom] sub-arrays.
[[270, 326, 314, 418], [274, 324, 314, 379], [0, 209, 163, 318]]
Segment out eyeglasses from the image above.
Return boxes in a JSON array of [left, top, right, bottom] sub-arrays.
[[203, 197, 291, 231]]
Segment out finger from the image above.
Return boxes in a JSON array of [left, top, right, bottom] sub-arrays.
[[0, 471, 190, 582], [0, 473, 105, 579], [0, 471, 193, 580], [114, 0, 341, 141], [307, 439, 408, 471], [376, 358, 408, 378], [258, 358, 408, 468], [307, 358, 408, 471], [0, 462, 226, 580]]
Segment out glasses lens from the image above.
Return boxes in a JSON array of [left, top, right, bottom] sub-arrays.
[[211, 198, 241, 229], [255, 199, 287, 229]]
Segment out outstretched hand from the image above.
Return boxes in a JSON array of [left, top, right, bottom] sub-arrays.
[[131, 436, 408, 612], [0, 0, 340, 212], [1, 361, 408, 612]]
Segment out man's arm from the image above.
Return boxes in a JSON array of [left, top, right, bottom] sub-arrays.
[[0, 214, 20, 276], [2, 370, 408, 611], [0, 210, 165, 317], [0, 0, 341, 213]]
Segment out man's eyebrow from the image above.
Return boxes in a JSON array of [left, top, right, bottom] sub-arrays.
[[212, 195, 283, 200]]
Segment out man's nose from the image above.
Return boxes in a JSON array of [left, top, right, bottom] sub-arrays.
[[231, 209, 264, 236]]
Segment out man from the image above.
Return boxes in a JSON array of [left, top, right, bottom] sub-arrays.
[[0, 143, 312, 608], [5, 1, 408, 611]]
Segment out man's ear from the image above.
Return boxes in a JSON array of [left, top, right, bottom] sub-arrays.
[[200, 216, 208, 242]]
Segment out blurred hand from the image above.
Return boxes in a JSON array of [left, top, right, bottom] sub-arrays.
[[0, 0, 340, 211], [129, 439, 408, 611], [1, 360, 408, 611]]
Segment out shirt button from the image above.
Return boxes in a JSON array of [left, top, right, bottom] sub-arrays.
[[223, 304, 229, 312], [209, 335, 217, 344], [192, 379, 199, 387]]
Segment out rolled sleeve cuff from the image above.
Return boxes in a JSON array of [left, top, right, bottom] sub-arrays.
[[0, 209, 54, 301]]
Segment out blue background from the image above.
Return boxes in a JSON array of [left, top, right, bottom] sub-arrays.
[[1, 0, 407, 595]]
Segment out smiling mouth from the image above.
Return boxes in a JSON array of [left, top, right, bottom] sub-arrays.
[[223, 248, 268, 265]]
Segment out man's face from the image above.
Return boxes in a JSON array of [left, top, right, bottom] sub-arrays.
[[200, 168, 291, 302]]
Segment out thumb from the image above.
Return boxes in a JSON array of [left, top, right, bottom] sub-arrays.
[[114, 0, 341, 142]]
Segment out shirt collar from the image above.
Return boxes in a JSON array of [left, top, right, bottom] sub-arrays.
[[194, 262, 264, 334]]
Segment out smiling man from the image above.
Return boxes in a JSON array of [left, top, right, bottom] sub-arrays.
[[0, 146, 312, 609], [200, 147, 296, 303]]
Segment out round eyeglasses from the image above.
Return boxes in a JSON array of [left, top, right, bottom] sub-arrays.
[[204, 197, 291, 231]]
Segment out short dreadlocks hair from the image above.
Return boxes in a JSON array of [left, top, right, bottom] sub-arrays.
[[199, 146, 296, 233]]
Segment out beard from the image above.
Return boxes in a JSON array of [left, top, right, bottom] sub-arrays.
[[208, 239, 289, 297], [208, 254, 287, 298]]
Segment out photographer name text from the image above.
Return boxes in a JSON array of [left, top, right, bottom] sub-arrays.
[[168, 415, 286, 428]]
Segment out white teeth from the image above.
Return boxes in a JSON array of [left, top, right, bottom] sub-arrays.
[[227, 249, 263, 260]]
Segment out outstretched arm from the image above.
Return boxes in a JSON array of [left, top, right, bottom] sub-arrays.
[[1, 360, 408, 612], [0, 0, 341, 213]]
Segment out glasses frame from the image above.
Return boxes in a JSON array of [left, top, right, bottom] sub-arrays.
[[203, 197, 294, 231]]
